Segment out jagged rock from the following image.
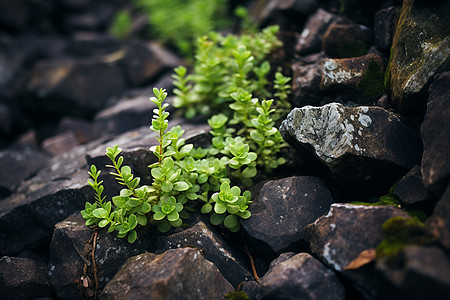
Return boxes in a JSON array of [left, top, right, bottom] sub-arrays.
[[251, 0, 319, 26], [421, 72, 450, 196], [0, 256, 54, 300], [100, 248, 233, 300], [241, 176, 335, 255], [22, 56, 127, 118], [373, 6, 401, 52], [0, 146, 51, 198], [295, 8, 337, 55], [49, 214, 148, 299], [387, 0, 450, 116], [305, 203, 409, 298], [122, 41, 181, 87], [69, 32, 121, 57], [291, 53, 327, 107], [42, 131, 79, 156], [427, 184, 450, 251], [149, 221, 252, 287], [320, 53, 386, 104], [244, 253, 345, 300], [280, 103, 422, 200], [0, 140, 101, 256], [395, 165, 434, 206], [93, 95, 174, 136], [322, 23, 373, 58], [377, 246, 450, 300]]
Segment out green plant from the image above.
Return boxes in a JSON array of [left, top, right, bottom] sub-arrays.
[[109, 10, 132, 40]]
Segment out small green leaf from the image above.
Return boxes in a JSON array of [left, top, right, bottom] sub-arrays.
[[201, 203, 212, 214], [214, 203, 227, 214], [250, 131, 264, 142], [167, 211, 179, 222], [98, 219, 110, 228], [157, 220, 172, 233], [242, 167, 257, 178], [161, 181, 173, 193], [224, 215, 238, 229], [210, 213, 226, 225], [153, 212, 166, 221], [92, 208, 108, 219], [136, 214, 148, 226], [120, 189, 133, 197], [173, 181, 189, 191], [141, 202, 152, 213], [127, 230, 137, 243]]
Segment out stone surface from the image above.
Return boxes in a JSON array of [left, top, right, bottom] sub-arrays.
[[69, 32, 121, 57], [320, 53, 386, 104], [420, 72, 450, 196], [280, 103, 422, 200], [0, 256, 54, 300], [23, 56, 127, 118], [295, 8, 337, 55], [149, 221, 252, 287], [305, 203, 409, 298], [245, 252, 345, 300], [322, 23, 373, 58], [57, 116, 97, 145], [0, 0, 29, 31], [241, 176, 335, 255], [49, 214, 148, 298], [100, 248, 233, 300], [387, 0, 450, 115], [291, 54, 326, 107], [395, 165, 434, 206], [42, 131, 79, 156], [427, 184, 450, 251], [373, 6, 401, 52], [377, 246, 450, 300], [0, 146, 51, 198]]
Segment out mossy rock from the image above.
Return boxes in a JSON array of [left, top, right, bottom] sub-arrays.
[[387, 0, 450, 116]]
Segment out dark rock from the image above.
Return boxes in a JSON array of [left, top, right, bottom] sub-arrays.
[[0, 0, 29, 31], [387, 0, 450, 116], [373, 6, 401, 52], [376, 94, 389, 109], [322, 23, 374, 58], [122, 41, 181, 87], [0, 256, 54, 300], [395, 165, 434, 206], [23, 56, 127, 118], [305, 203, 409, 298], [69, 32, 121, 57], [377, 246, 450, 300], [58, 0, 90, 11], [291, 55, 325, 107], [57, 117, 97, 144], [280, 103, 423, 200], [149, 221, 252, 287], [42, 131, 79, 156], [0, 146, 51, 198], [248, 253, 345, 300], [268, 252, 295, 268], [0, 103, 14, 137], [337, 0, 384, 26], [251, 0, 319, 26], [295, 8, 337, 55], [241, 176, 335, 255], [320, 53, 386, 104], [49, 214, 148, 298], [61, 3, 114, 33], [427, 184, 450, 251], [421, 72, 450, 196], [93, 95, 174, 136], [100, 248, 233, 300], [0, 141, 96, 256]]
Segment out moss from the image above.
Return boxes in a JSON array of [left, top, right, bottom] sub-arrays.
[[224, 291, 250, 300], [356, 59, 385, 102], [376, 216, 436, 266]]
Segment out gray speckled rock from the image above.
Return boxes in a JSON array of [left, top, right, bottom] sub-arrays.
[[280, 103, 422, 199]]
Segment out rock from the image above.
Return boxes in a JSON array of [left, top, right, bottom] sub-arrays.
[[295, 8, 337, 55], [0, 141, 97, 256], [291, 54, 326, 107], [268, 252, 295, 268], [22, 55, 127, 118], [427, 184, 450, 251], [251, 0, 319, 26], [61, 3, 114, 33], [49, 214, 148, 298], [420, 72, 450, 196], [58, 0, 90, 11], [42, 131, 79, 156], [122, 41, 182, 87], [69, 32, 121, 57], [241, 176, 335, 255], [322, 23, 374, 58], [0, 146, 51, 198], [0, 103, 13, 136], [387, 0, 450, 116], [377, 246, 450, 300], [93, 95, 174, 136], [280, 103, 423, 200], [57, 117, 97, 144], [320, 53, 386, 104], [0, 256, 54, 300], [100, 248, 233, 300], [305, 203, 409, 298], [149, 221, 252, 288], [0, 0, 29, 31], [373, 6, 401, 52], [337, 0, 384, 26], [246, 253, 345, 300], [395, 165, 434, 206]]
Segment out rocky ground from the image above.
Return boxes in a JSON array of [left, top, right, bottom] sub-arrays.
[[1, 0, 449, 299]]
